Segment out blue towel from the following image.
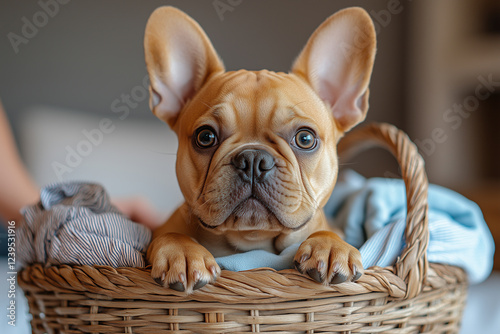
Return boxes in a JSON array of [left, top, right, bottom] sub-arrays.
[[19, 182, 152, 268], [215, 170, 495, 284]]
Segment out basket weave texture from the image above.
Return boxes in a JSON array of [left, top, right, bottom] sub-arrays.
[[19, 123, 468, 333]]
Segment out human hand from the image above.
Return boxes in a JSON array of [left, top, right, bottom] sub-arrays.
[[112, 197, 165, 230]]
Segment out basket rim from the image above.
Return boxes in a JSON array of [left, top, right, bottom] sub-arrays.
[[18, 262, 466, 303]]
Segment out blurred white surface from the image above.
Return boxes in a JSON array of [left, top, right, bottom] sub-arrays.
[[461, 271, 500, 333], [18, 106, 183, 216]]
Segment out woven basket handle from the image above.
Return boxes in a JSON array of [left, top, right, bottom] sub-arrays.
[[337, 122, 429, 299]]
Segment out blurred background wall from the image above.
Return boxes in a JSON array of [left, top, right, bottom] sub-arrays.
[[0, 0, 499, 263]]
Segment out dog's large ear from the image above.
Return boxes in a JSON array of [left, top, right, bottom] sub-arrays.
[[144, 7, 224, 128], [292, 7, 376, 132]]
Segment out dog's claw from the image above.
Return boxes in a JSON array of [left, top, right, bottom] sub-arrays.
[[169, 282, 185, 292], [352, 265, 362, 282], [300, 253, 310, 263], [307, 268, 322, 282], [193, 280, 208, 290], [330, 272, 348, 284], [169, 272, 187, 291], [293, 261, 303, 273], [154, 272, 166, 286]]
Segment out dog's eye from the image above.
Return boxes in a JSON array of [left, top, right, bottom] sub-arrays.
[[195, 127, 218, 148], [294, 129, 317, 150]]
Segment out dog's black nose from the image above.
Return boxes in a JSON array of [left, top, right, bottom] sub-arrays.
[[232, 149, 275, 183]]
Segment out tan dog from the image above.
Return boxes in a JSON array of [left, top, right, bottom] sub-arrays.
[[145, 6, 376, 293]]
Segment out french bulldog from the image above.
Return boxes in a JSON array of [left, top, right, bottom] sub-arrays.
[[145, 6, 376, 293]]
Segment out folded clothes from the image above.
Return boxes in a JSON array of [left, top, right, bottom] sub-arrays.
[[216, 170, 495, 284], [19, 182, 151, 268], [19, 171, 495, 285]]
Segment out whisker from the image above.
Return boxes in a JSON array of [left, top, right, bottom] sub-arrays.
[[201, 101, 215, 110], [290, 100, 308, 110]]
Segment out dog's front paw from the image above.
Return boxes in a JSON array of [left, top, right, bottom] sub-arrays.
[[147, 233, 221, 293], [293, 231, 363, 284]]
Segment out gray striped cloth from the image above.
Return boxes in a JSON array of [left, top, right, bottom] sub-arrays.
[[19, 182, 151, 267]]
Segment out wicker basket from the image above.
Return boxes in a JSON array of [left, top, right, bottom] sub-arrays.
[[19, 123, 468, 334]]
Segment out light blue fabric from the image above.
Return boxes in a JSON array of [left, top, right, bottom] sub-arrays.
[[215, 170, 495, 284]]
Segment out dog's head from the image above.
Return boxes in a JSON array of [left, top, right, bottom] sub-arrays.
[[144, 7, 376, 236]]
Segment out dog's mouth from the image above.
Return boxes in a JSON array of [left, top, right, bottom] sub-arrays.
[[197, 195, 311, 232], [198, 218, 217, 229], [233, 195, 270, 218], [198, 195, 272, 229]]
